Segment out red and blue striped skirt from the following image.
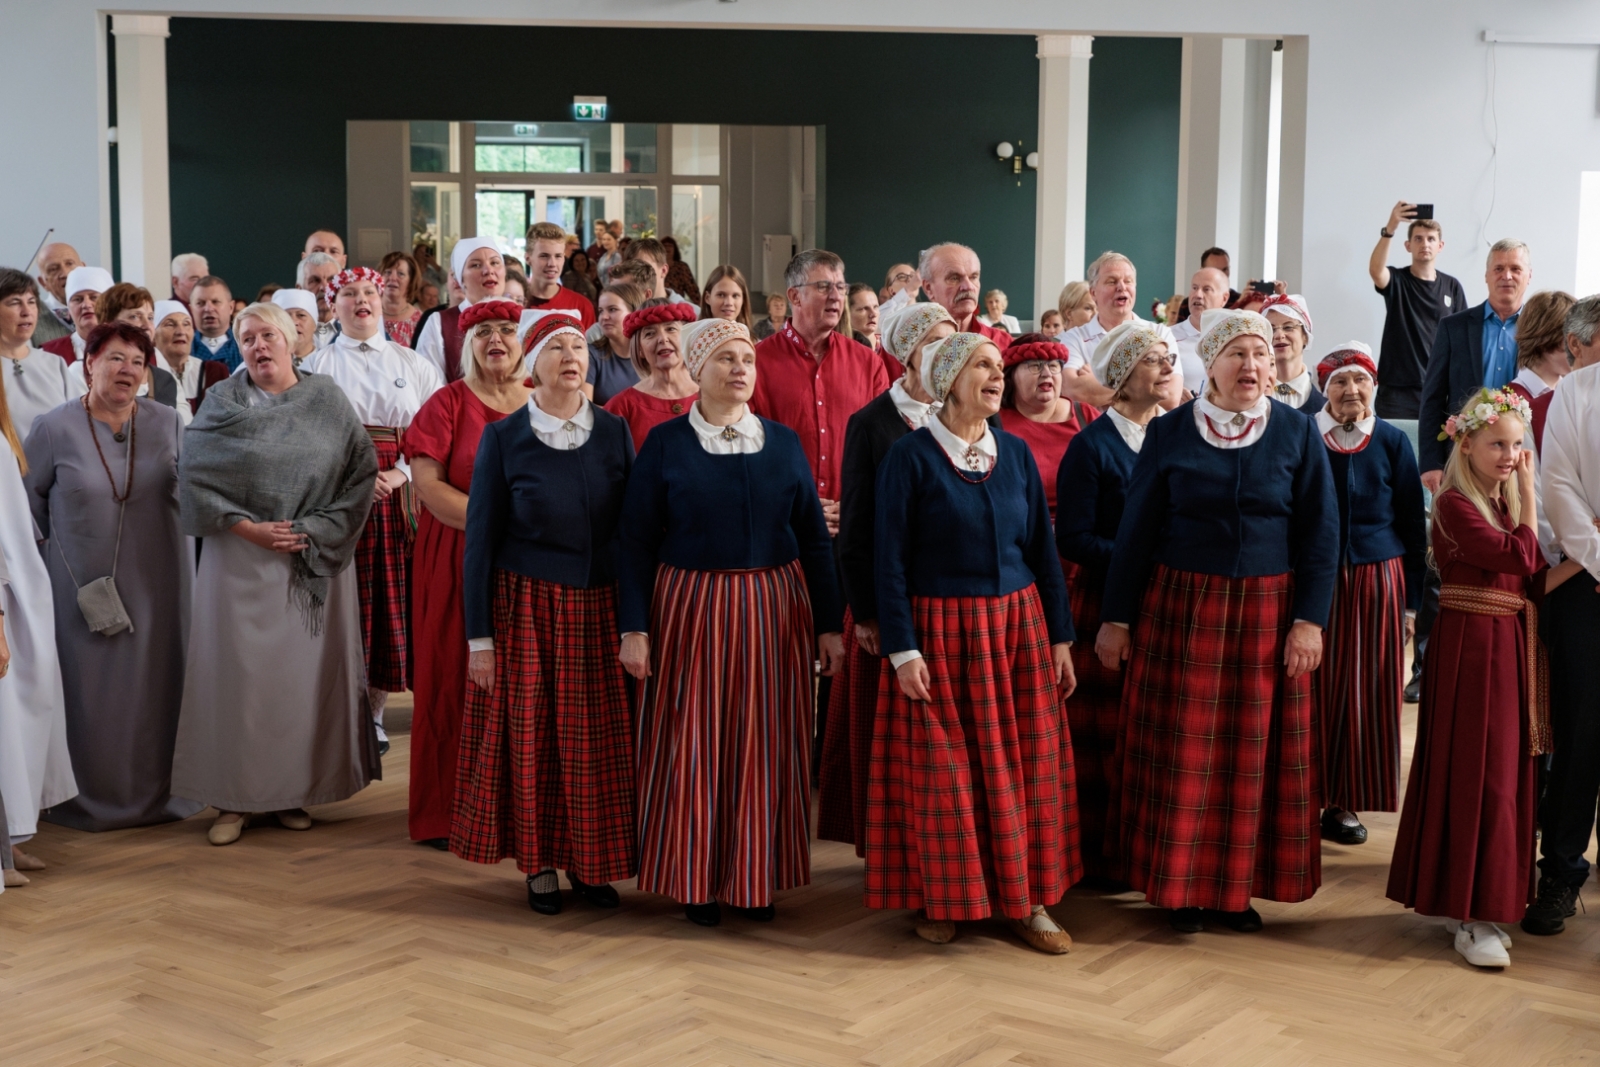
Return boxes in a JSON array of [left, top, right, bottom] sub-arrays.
[[354, 427, 413, 692], [864, 584, 1081, 921], [1315, 557, 1405, 812], [1066, 574, 1125, 881], [1115, 565, 1320, 912], [449, 572, 636, 882], [816, 607, 886, 853], [635, 561, 815, 907]]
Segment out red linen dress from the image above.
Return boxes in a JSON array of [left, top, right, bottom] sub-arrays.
[[1386, 489, 1542, 923], [401, 380, 510, 842], [603, 387, 696, 453], [998, 404, 1098, 520]]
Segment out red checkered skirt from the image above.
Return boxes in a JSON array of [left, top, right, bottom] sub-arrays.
[[863, 584, 1081, 921], [816, 607, 886, 852], [449, 571, 636, 882], [1115, 564, 1320, 912], [1067, 573, 1126, 880], [1314, 557, 1405, 812], [355, 428, 414, 692], [635, 561, 815, 908]]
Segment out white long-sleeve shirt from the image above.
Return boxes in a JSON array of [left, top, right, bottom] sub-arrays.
[[1540, 363, 1600, 578], [299, 332, 441, 478]]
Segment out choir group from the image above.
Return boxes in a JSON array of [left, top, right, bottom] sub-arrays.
[[0, 232, 1594, 975]]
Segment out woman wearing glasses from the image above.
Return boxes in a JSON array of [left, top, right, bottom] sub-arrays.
[[996, 335, 1099, 524]]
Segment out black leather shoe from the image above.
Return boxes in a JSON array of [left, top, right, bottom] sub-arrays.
[[378, 738, 391, 756], [685, 901, 722, 927], [1403, 679, 1422, 704], [417, 837, 449, 851], [569, 875, 620, 908], [735, 905, 775, 922], [1170, 907, 1204, 933], [1321, 809, 1369, 845], [1208, 907, 1263, 932], [527, 875, 563, 915], [1521, 877, 1580, 935]]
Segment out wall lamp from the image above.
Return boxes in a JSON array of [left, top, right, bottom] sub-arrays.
[[995, 141, 1040, 174]]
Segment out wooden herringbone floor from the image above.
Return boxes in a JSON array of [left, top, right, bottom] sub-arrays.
[[3, 695, 1597, 1067]]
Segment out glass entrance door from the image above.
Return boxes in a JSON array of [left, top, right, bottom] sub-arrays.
[[476, 185, 623, 261]]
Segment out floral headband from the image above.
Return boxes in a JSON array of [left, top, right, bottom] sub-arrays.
[[324, 266, 383, 307], [1439, 387, 1533, 443]]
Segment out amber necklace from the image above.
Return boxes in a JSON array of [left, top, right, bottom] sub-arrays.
[[83, 395, 136, 503]]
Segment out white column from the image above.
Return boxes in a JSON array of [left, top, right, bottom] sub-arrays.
[[1236, 39, 1278, 285], [112, 15, 171, 289], [1033, 34, 1093, 324], [1275, 36, 1310, 293], [1174, 37, 1247, 294]]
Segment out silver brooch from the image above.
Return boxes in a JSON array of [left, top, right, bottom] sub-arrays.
[[1231, 413, 1247, 427], [394, 378, 406, 388]]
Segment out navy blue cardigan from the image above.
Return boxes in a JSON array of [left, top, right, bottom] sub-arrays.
[[1324, 418, 1428, 612], [874, 427, 1073, 658], [1102, 400, 1339, 627], [617, 415, 842, 636], [1055, 413, 1140, 598], [463, 407, 635, 641]]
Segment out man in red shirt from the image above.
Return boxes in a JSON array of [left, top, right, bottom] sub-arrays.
[[751, 249, 889, 537], [919, 243, 1011, 353], [524, 220, 596, 330]]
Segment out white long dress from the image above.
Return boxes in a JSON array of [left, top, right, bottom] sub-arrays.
[[2, 348, 87, 440], [0, 447, 76, 838]]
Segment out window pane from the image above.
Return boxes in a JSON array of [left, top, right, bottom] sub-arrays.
[[622, 125, 657, 174], [624, 187, 658, 240], [411, 182, 461, 272], [672, 184, 720, 292], [671, 125, 720, 176], [474, 122, 656, 174], [475, 190, 530, 260], [410, 121, 454, 173]]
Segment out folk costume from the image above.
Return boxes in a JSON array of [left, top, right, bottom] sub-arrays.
[[300, 267, 442, 741], [996, 338, 1098, 521], [818, 302, 952, 850], [454, 307, 637, 912], [1261, 294, 1327, 415], [620, 318, 842, 918], [401, 300, 522, 845], [603, 302, 699, 452], [414, 238, 501, 384], [1309, 345, 1427, 842], [152, 300, 228, 421], [866, 333, 1080, 951], [0, 345, 85, 440], [1102, 309, 1338, 927]]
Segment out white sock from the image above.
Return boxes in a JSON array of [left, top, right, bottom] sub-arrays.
[[1027, 905, 1062, 933], [530, 869, 559, 894]]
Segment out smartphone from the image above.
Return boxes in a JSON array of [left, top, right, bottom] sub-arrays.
[[1411, 203, 1434, 220], [1251, 280, 1277, 295]]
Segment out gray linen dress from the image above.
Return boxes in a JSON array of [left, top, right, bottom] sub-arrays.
[[23, 398, 202, 830]]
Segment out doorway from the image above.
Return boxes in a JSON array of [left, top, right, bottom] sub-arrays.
[[475, 185, 620, 261]]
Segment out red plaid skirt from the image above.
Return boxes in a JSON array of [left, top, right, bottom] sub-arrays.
[[1115, 565, 1320, 911], [1315, 558, 1405, 812], [816, 607, 885, 852], [1066, 574, 1126, 880], [355, 428, 413, 692], [864, 585, 1081, 921], [449, 572, 636, 881], [635, 562, 814, 908]]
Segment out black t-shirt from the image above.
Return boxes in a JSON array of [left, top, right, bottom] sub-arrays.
[[1376, 266, 1467, 392]]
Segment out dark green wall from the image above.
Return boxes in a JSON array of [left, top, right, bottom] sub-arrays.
[[1084, 36, 1184, 313], [167, 21, 1180, 321]]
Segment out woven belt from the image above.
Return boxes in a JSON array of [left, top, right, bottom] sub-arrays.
[[365, 425, 418, 539], [1438, 583, 1550, 755]]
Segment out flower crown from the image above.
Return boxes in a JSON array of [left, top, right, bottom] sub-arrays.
[[1438, 387, 1532, 442]]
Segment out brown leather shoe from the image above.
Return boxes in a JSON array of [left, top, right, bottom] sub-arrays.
[[1010, 918, 1073, 955], [11, 847, 45, 871], [915, 912, 957, 944]]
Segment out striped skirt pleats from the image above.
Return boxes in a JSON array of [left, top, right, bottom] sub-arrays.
[[1065, 575, 1126, 881], [354, 428, 413, 692], [1315, 557, 1405, 813], [864, 585, 1081, 922], [634, 561, 815, 908], [449, 572, 636, 881], [1115, 565, 1320, 912], [817, 607, 886, 852]]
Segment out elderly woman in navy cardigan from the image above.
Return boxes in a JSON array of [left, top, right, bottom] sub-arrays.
[[867, 332, 1080, 956], [1308, 343, 1427, 846], [1055, 321, 1178, 883], [1096, 308, 1337, 935], [456, 308, 637, 917], [817, 300, 954, 851], [618, 317, 844, 929]]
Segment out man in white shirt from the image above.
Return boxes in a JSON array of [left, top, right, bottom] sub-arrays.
[[170, 252, 209, 304], [1060, 251, 1176, 407], [297, 253, 342, 349], [1526, 294, 1600, 938], [1170, 267, 1229, 396]]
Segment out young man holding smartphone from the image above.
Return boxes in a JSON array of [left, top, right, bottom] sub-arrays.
[[1369, 201, 1466, 420]]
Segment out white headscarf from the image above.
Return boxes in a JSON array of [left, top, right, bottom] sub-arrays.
[[152, 299, 192, 328], [271, 288, 319, 319], [450, 237, 501, 282]]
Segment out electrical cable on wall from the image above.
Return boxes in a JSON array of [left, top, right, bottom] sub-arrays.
[[1478, 39, 1499, 252]]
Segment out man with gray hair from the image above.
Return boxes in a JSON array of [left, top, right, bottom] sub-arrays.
[[170, 252, 209, 304], [918, 242, 1010, 352], [1527, 293, 1600, 938], [1169, 266, 1230, 396], [298, 252, 342, 348], [1060, 251, 1176, 407], [1418, 238, 1533, 487], [30, 241, 80, 342]]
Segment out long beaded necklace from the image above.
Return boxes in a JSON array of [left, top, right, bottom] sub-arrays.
[[83, 396, 136, 502]]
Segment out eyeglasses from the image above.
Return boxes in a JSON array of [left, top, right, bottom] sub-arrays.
[[1269, 323, 1303, 337], [473, 323, 518, 339], [890, 272, 917, 284], [1140, 353, 1177, 367], [800, 281, 850, 296], [1018, 360, 1063, 375]]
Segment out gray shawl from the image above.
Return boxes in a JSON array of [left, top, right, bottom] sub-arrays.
[[180, 368, 378, 633]]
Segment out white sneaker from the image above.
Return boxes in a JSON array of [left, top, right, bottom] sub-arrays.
[[1445, 919, 1512, 949], [1453, 921, 1511, 968]]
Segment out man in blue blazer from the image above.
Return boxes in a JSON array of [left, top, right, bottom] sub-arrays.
[[1418, 239, 1533, 489]]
